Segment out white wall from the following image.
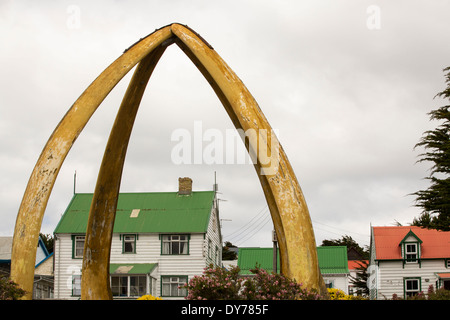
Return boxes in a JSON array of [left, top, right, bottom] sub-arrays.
[[375, 259, 448, 299], [323, 274, 349, 294]]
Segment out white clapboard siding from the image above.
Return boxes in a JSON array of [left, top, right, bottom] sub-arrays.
[[54, 234, 83, 299], [204, 205, 222, 267], [375, 259, 448, 299], [54, 206, 223, 300]]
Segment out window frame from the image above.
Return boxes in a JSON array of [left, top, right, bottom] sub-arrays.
[[110, 274, 148, 298], [400, 230, 422, 265], [208, 238, 212, 259], [404, 277, 421, 298], [160, 234, 190, 255], [122, 234, 137, 254], [161, 276, 188, 297], [72, 235, 85, 259], [215, 245, 220, 266], [404, 242, 419, 263], [72, 275, 82, 297], [324, 279, 334, 289]]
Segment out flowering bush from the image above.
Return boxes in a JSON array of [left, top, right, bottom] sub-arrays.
[[184, 265, 243, 300], [0, 277, 26, 300], [137, 294, 163, 300], [427, 287, 450, 300], [241, 266, 322, 300], [183, 264, 324, 300]]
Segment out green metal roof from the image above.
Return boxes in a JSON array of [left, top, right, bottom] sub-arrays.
[[316, 246, 349, 274], [238, 248, 280, 275], [54, 191, 215, 234], [237, 246, 349, 275], [110, 263, 157, 275]]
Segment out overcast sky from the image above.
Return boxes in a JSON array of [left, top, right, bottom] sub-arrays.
[[1, 1, 449, 250]]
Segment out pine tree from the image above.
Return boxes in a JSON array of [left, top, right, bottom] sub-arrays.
[[348, 260, 369, 296], [412, 67, 450, 231]]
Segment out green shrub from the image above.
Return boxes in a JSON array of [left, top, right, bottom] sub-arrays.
[[427, 285, 450, 300]]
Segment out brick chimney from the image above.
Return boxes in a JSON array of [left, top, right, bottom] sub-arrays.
[[178, 177, 193, 195]]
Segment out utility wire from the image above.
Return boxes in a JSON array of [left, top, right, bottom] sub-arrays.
[[312, 220, 369, 238], [223, 206, 370, 247], [312, 220, 370, 245], [233, 212, 271, 243], [224, 205, 268, 239], [225, 205, 268, 238], [233, 213, 273, 246]]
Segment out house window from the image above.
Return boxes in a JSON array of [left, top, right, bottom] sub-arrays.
[[111, 276, 128, 297], [215, 245, 219, 265], [73, 235, 85, 259], [161, 276, 187, 297], [72, 275, 81, 297], [324, 279, 334, 289], [404, 278, 421, 298], [161, 235, 189, 255], [446, 259, 450, 268], [208, 239, 212, 258], [111, 275, 147, 298], [122, 234, 136, 254], [34, 282, 53, 299], [405, 243, 418, 263]]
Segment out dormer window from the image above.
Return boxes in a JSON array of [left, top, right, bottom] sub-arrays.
[[405, 243, 418, 262], [400, 229, 422, 264]]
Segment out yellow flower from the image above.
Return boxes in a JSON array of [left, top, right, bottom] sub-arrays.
[[327, 288, 351, 300], [137, 295, 163, 300]]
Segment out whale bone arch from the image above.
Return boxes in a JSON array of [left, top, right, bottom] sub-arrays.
[[11, 23, 325, 299]]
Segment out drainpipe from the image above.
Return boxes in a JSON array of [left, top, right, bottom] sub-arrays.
[[272, 230, 277, 273]]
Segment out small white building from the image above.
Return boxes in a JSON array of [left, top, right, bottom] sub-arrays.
[[369, 226, 450, 300], [53, 177, 222, 300]]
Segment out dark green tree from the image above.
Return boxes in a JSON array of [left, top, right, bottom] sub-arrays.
[[222, 241, 238, 260], [321, 235, 369, 259], [412, 67, 450, 231], [348, 260, 369, 296], [39, 233, 54, 254]]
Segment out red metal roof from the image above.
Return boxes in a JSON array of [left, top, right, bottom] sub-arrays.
[[373, 226, 450, 260], [348, 260, 368, 270]]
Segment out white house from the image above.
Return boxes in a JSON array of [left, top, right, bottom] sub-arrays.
[[369, 226, 450, 300], [53, 177, 222, 300]]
